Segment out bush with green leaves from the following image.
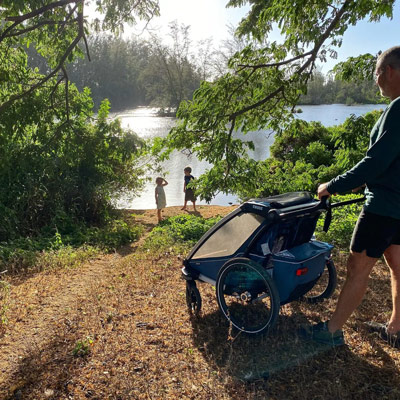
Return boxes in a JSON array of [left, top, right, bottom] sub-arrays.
[[0, 218, 142, 273], [0, 49, 152, 242], [315, 194, 363, 250], [144, 214, 222, 252], [232, 110, 381, 201]]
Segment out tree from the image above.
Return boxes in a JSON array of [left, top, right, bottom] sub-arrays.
[[140, 21, 201, 110], [0, 1, 160, 239], [0, 0, 159, 116], [162, 0, 395, 201], [67, 35, 151, 110], [232, 110, 380, 201]]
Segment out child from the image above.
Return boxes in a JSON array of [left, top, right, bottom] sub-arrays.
[[155, 177, 168, 222], [181, 167, 197, 211]]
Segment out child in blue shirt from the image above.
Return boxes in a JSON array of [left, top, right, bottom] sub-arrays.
[[181, 167, 197, 212]]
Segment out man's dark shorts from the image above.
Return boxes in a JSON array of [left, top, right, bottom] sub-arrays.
[[350, 208, 400, 258]]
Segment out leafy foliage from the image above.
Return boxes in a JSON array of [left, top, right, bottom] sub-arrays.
[[0, 72, 151, 241], [300, 69, 385, 105], [0, 217, 142, 273], [333, 53, 378, 82], [315, 194, 363, 248], [72, 336, 94, 357], [0, 0, 160, 113], [0, 1, 159, 263], [162, 0, 394, 202], [0, 279, 10, 328], [233, 110, 381, 200], [144, 214, 222, 252]]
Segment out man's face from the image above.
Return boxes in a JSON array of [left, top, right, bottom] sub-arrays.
[[375, 61, 389, 97]]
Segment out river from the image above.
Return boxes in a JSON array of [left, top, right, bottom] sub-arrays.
[[115, 104, 385, 209]]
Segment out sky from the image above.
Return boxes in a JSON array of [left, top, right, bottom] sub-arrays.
[[126, 0, 400, 73]]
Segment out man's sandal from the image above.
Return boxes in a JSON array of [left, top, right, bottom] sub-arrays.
[[365, 321, 400, 348]]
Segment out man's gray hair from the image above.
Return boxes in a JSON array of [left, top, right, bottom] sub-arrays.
[[378, 46, 400, 69]]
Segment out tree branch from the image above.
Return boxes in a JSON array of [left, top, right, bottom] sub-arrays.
[[3, 19, 78, 38], [58, 3, 79, 34], [61, 65, 70, 121], [0, 20, 22, 43], [0, 7, 85, 114], [5, 0, 78, 23], [50, 75, 65, 108], [238, 50, 314, 70], [228, 0, 351, 121]]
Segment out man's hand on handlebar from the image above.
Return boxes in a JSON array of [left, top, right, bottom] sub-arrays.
[[318, 182, 333, 199]]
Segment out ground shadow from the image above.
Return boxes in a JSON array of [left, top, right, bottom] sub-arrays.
[[189, 309, 400, 399], [190, 308, 334, 380], [1, 329, 83, 400], [183, 209, 202, 217]]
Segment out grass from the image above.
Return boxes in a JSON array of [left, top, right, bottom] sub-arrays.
[[0, 206, 399, 399], [0, 217, 143, 274]]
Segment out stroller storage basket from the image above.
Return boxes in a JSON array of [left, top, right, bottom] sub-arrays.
[[272, 241, 333, 304]]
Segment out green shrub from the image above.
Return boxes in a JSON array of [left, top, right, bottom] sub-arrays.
[[0, 78, 153, 242], [144, 214, 222, 252], [0, 218, 142, 273], [315, 194, 363, 250]]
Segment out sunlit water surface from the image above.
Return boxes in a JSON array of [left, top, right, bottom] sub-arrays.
[[114, 104, 385, 209]]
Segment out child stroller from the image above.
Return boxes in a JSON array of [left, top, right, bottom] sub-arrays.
[[181, 191, 363, 335]]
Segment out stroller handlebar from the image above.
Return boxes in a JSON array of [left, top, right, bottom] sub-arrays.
[[268, 195, 365, 221], [328, 196, 365, 208]]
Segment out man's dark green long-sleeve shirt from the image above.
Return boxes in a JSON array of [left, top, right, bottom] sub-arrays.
[[327, 96, 400, 219]]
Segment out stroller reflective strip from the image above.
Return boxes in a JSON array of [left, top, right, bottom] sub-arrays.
[[194, 248, 229, 258], [198, 274, 216, 286]]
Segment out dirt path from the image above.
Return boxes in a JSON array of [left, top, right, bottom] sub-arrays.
[[0, 205, 235, 399], [1, 204, 400, 400]]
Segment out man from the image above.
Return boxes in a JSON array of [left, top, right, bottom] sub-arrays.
[[301, 46, 400, 347]]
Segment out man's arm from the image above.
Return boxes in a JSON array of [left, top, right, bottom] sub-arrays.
[[328, 104, 400, 195]]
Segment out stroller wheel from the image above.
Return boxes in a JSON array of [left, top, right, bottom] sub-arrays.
[[186, 280, 202, 315], [216, 257, 280, 335], [301, 259, 337, 304]]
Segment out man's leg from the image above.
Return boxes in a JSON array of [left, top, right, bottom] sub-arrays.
[[328, 250, 378, 333], [383, 244, 400, 334]]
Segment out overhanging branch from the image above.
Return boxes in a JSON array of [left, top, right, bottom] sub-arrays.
[[0, 7, 85, 114], [227, 0, 351, 121], [238, 50, 314, 70], [5, 0, 78, 23]]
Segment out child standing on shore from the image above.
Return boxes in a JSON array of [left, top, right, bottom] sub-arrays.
[[155, 177, 168, 222], [181, 167, 197, 212]]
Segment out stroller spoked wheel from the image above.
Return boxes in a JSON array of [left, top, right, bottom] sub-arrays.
[[216, 257, 280, 335], [301, 259, 337, 304], [186, 280, 202, 315]]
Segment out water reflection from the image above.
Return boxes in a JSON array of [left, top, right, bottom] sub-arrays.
[[115, 104, 385, 209]]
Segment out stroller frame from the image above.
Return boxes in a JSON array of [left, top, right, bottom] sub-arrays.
[[182, 191, 363, 335]]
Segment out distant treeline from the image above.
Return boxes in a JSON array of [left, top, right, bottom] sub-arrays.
[[27, 28, 384, 112], [299, 70, 384, 105], [27, 22, 227, 112]]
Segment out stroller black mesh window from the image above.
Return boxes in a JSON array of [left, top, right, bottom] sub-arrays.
[[192, 213, 265, 259]]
